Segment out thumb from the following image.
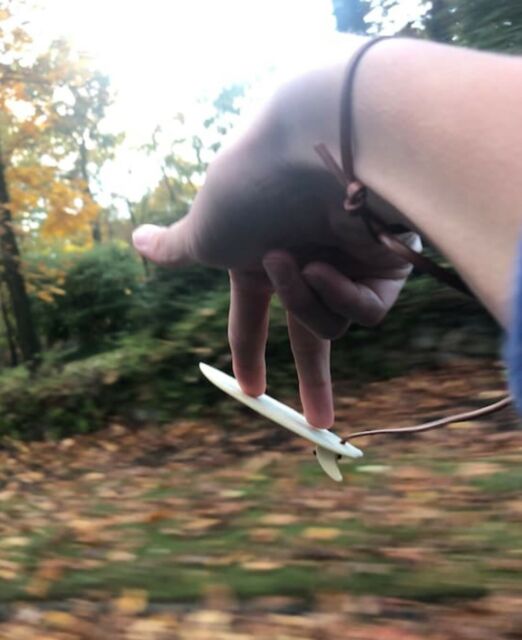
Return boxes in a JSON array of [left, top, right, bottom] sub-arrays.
[[132, 218, 193, 266]]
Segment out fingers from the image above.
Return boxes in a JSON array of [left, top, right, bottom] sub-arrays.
[[302, 262, 406, 327], [287, 313, 333, 428], [228, 270, 272, 397], [132, 218, 193, 266], [262, 251, 348, 340]]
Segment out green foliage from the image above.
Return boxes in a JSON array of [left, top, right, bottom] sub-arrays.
[[0, 251, 500, 439], [34, 245, 143, 348], [131, 264, 228, 338], [203, 84, 246, 151], [333, 0, 522, 52], [451, 0, 522, 52]]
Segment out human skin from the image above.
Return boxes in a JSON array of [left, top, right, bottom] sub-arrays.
[[133, 37, 522, 428]]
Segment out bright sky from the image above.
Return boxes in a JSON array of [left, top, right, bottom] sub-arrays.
[[36, 0, 425, 206], [43, 0, 341, 121]]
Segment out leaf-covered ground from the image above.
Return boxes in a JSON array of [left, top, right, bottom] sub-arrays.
[[0, 358, 521, 639]]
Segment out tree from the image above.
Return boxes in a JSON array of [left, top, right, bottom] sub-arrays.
[[332, 0, 522, 52], [450, 0, 522, 52], [0, 2, 120, 363], [48, 49, 122, 243], [140, 124, 200, 226], [137, 84, 246, 229], [0, 151, 40, 362], [0, 3, 43, 363]]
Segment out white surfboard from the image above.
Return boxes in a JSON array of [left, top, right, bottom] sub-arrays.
[[199, 362, 363, 482]]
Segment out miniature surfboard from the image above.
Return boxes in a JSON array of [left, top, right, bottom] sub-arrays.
[[199, 362, 363, 481]]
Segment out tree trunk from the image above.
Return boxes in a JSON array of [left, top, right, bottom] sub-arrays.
[[0, 156, 41, 365], [91, 217, 102, 243], [0, 281, 18, 366], [78, 138, 102, 244]]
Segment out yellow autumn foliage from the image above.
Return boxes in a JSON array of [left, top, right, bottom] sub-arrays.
[[7, 165, 101, 241], [8, 165, 54, 190], [23, 256, 70, 305]]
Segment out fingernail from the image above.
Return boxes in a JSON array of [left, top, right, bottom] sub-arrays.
[[132, 224, 161, 252]]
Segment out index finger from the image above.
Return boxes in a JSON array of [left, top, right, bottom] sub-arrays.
[[228, 269, 272, 397]]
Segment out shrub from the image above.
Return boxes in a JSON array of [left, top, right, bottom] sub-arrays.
[[131, 263, 228, 337], [31, 244, 143, 349], [60, 244, 143, 346]]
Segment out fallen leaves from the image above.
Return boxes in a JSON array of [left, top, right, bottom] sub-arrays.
[[448, 420, 482, 430], [106, 550, 137, 563], [126, 616, 174, 640], [240, 560, 284, 571], [114, 589, 148, 615], [301, 528, 342, 541], [0, 560, 19, 581], [259, 514, 299, 526], [182, 518, 220, 532], [42, 610, 78, 631], [248, 528, 280, 543], [0, 536, 30, 548], [0, 359, 519, 638], [26, 560, 68, 598], [457, 462, 503, 477], [477, 389, 506, 400]]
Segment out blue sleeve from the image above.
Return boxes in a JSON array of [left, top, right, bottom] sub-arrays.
[[505, 240, 522, 414]]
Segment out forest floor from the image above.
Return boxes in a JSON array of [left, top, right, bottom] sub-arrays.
[[0, 358, 521, 639]]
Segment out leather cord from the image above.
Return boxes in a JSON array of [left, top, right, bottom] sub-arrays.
[[340, 37, 389, 186], [315, 143, 472, 296], [315, 38, 512, 438], [344, 396, 511, 441], [340, 36, 472, 296]]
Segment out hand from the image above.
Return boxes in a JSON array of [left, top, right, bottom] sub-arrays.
[[132, 62, 419, 427]]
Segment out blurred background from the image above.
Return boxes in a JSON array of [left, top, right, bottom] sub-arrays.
[[0, 1, 520, 638]]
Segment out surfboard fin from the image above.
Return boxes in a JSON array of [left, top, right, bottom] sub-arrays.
[[315, 446, 343, 482]]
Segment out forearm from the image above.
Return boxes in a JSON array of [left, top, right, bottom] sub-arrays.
[[354, 38, 522, 326]]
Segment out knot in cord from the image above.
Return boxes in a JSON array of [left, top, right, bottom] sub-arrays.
[[344, 181, 366, 211]]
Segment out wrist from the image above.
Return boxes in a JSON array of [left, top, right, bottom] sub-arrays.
[[350, 37, 522, 324], [269, 37, 369, 169]]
